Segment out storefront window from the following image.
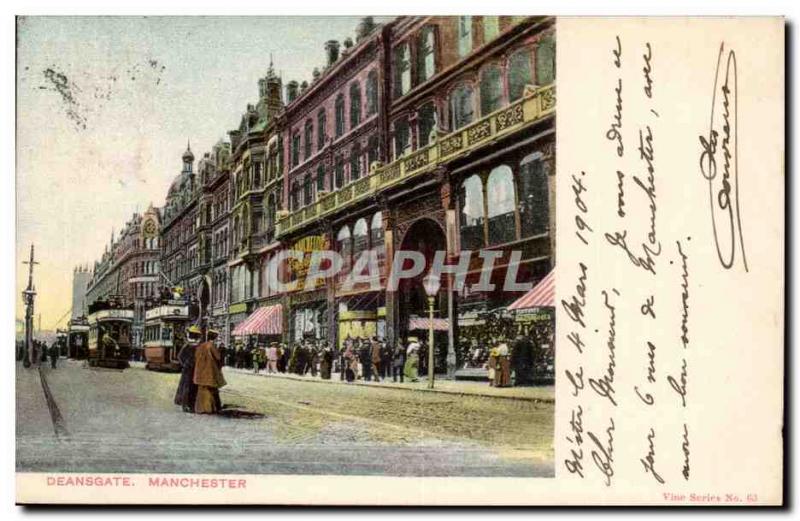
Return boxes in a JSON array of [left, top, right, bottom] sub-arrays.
[[459, 175, 485, 249], [417, 26, 436, 84], [450, 84, 475, 130], [508, 48, 534, 102], [417, 102, 437, 147], [486, 165, 517, 245], [480, 63, 504, 116], [518, 153, 549, 237]]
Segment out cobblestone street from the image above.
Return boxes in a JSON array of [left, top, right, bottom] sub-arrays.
[[17, 360, 554, 477]]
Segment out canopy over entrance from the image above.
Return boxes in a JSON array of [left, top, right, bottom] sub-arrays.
[[507, 270, 555, 310], [232, 304, 283, 336]]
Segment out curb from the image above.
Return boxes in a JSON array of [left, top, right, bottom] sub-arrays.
[[223, 367, 555, 404]]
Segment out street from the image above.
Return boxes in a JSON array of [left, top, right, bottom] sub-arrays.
[[16, 360, 554, 477]]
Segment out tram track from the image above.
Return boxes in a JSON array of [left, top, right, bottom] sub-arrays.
[[37, 367, 69, 439]]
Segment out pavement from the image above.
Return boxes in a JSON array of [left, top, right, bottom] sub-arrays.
[[16, 359, 554, 477]]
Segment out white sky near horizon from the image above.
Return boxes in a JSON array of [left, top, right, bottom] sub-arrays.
[[15, 15, 393, 330]]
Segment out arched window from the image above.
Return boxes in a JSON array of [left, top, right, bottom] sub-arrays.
[[508, 48, 534, 102], [418, 102, 437, 147], [458, 16, 473, 58], [317, 109, 327, 150], [518, 153, 549, 237], [335, 94, 346, 138], [536, 36, 556, 85], [483, 16, 500, 42], [304, 119, 314, 159], [337, 226, 352, 283], [417, 26, 436, 84], [459, 175, 485, 249], [394, 117, 411, 159], [334, 155, 345, 189], [316, 163, 326, 192], [393, 43, 411, 98], [352, 218, 369, 270], [350, 82, 362, 128], [486, 165, 517, 245], [366, 70, 379, 116], [350, 144, 361, 181], [370, 211, 385, 273], [480, 63, 504, 115], [450, 84, 475, 130]]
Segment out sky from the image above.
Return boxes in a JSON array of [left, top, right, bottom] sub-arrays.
[[15, 15, 393, 330]]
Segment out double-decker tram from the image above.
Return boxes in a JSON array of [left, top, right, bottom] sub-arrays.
[[87, 296, 133, 369], [143, 298, 190, 372], [67, 316, 90, 359]]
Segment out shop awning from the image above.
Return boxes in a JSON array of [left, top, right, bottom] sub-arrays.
[[408, 317, 450, 331], [507, 270, 555, 311], [232, 304, 283, 336]]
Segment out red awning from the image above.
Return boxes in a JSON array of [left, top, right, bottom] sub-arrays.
[[408, 317, 450, 331], [508, 270, 555, 310], [232, 304, 283, 336]]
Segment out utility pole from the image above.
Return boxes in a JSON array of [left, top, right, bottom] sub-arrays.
[[22, 244, 39, 368]]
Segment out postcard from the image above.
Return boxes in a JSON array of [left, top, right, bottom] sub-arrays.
[[14, 15, 784, 505]]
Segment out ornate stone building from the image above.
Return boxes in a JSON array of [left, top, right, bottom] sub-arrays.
[[275, 16, 556, 372], [85, 205, 162, 351]]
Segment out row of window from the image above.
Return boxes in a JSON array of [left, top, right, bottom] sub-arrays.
[[459, 152, 550, 250], [335, 212, 385, 282], [290, 71, 380, 170]]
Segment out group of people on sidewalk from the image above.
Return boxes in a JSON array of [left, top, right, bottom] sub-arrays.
[[173, 325, 227, 414]]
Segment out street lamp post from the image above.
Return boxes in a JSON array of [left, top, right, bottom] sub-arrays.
[[422, 273, 441, 390]]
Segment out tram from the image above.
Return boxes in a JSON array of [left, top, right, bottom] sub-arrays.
[[67, 316, 90, 359], [143, 298, 191, 372], [87, 296, 133, 369], [55, 329, 68, 357]]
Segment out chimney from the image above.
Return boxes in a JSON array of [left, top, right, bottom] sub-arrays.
[[356, 16, 376, 42], [286, 81, 299, 103], [325, 40, 340, 67]]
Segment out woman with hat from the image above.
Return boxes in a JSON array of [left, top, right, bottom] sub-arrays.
[[174, 324, 202, 412], [403, 337, 420, 383], [194, 328, 226, 414]]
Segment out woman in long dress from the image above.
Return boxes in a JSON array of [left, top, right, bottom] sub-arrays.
[[343, 344, 357, 383], [496, 343, 511, 387], [174, 326, 201, 412], [403, 339, 420, 382], [320, 346, 333, 380]]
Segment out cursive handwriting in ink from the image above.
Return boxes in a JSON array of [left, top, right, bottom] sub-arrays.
[[682, 423, 690, 480], [698, 42, 748, 272], [605, 230, 660, 275], [565, 406, 585, 478], [616, 170, 626, 217], [635, 125, 660, 251], [589, 289, 618, 406], [640, 428, 666, 484], [572, 172, 593, 245], [643, 42, 653, 98], [677, 240, 690, 349], [588, 418, 616, 487], [667, 358, 688, 407], [562, 262, 589, 328], [635, 341, 656, 406]]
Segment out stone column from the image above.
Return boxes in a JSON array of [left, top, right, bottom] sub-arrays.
[[381, 204, 398, 349]]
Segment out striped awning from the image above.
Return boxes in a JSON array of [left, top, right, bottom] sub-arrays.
[[408, 317, 450, 331], [232, 304, 283, 336], [508, 270, 555, 311]]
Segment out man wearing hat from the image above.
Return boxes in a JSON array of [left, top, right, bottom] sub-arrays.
[[266, 342, 279, 374], [174, 324, 202, 413], [194, 328, 226, 414]]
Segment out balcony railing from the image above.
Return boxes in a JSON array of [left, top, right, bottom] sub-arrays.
[[275, 83, 555, 238]]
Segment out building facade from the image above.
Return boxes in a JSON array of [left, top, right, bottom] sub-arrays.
[[85, 206, 162, 350], [71, 265, 91, 319], [275, 16, 556, 372]]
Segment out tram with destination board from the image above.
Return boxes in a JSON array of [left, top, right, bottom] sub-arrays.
[[143, 298, 191, 372], [67, 316, 90, 359], [87, 296, 133, 369]]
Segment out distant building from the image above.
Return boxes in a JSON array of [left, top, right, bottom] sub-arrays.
[[71, 265, 91, 318]]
